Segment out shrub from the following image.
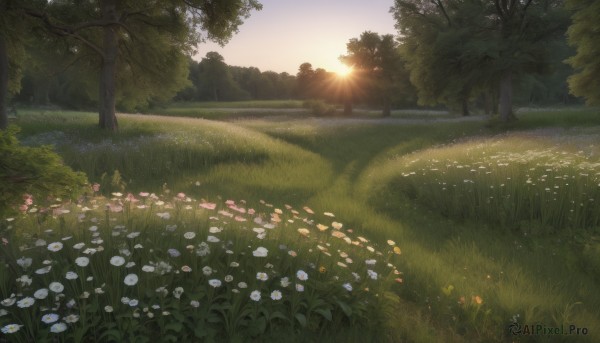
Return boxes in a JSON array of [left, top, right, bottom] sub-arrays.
[[302, 100, 337, 117], [0, 126, 88, 216]]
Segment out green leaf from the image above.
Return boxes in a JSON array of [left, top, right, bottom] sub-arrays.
[[268, 311, 289, 322], [314, 308, 332, 321], [295, 313, 307, 327], [336, 300, 353, 317], [165, 322, 183, 333]]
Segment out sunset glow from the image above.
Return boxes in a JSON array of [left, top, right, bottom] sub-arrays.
[[336, 64, 353, 78]]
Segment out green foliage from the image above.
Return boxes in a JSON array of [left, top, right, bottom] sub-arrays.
[[0, 125, 87, 215], [566, 0, 600, 105], [302, 100, 337, 117]]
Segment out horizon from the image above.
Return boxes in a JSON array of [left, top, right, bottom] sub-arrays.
[[193, 0, 397, 75]]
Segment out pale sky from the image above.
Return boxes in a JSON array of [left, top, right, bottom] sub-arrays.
[[194, 0, 397, 75]]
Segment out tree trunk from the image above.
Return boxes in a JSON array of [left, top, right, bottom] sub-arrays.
[[98, 0, 118, 131], [461, 97, 470, 116], [0, 34, 8, 130], [382, 98, 391, 117], [499, 70, 515, 122]]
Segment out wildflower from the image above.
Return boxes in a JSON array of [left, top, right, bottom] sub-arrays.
[[134, 244, 143, 249], [387, 240, 396, 246], [296, 270, 308, 281], [208, 279, 222, 288], [280, 277, 290, 287], [230, 262, 239, 267], [393, 246, 402, 255], [288, 250, 297, 257], [104, 305, 113, 313], [127, 232, 141, 239], [190, 300, 200, 308], [63, 314, 79, 323], [49, 282, 64, 293], [319, 266, 326, 273], [80, 292, 90, 299], [110, 256, 125, 267], [126, 262, 136, 268], [156, 212, 171, 220], [142, 265, 155, 273], [256, 272, 268, 281], [342, 283, 353, 291], [167, 248, 180, 257], [173, 287, 184, 299], [128, 299, 139, 307], [250, 290, 261, 301], [35, 239, 47, 246], [0, 309, 7, 317], [65, 271, 78, 280], [16, 275, 33, 286], [238, 282, 248, 289], [252, 247, 268, 257], [1, 324, 23, 334], [124, 274, 138, 286], [0, 296, 15, 307], [270, 290, 282, 300], [365, 259, 376, 265], [94, 288, 104, 294], [181, 265, 192, 272], [47, 242, 63, 252], [473, 295, 483, 305], [207, 235, 220, 243], [17, 297, 35, 308], [297, 228, 310, 236], [42, 313, 59, 324], [73, 243, 85, 250], [202, 266, 213, 276], [367, 270, 378, 280], [332, 222, 343, 230], [317, 224, 328, 231], [295, 284, 304, 292], [195, 242, 210, 256], [224, 275, 234, 282], [82, 248, 97, 255], [16, 257, 32, 269]]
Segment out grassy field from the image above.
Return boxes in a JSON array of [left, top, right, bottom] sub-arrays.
[[2, 106, 600, 342]]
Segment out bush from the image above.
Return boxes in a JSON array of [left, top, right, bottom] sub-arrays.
[[302, 100, 337, 117], [0, 126, 88, 216]]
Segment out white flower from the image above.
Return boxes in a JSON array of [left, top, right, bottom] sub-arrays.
[[121, 297, 131, 304], [142, 265, 155, 273], [181, 265, 192, 272], [16, 257, 32, 269], [63, 314, 79, 323], [256, 272, 268, 281], [230, 262, 239, 267], [49, 282, 64, 293], [35, 266, 52, 274], [17, 297, 35, 308], [270, 290, 282, 300], [41, 313, 59, 324], [295, 284, 304, 292], [224, 275, 234, 282], [104, 305, 113, 313], [134, 244, 143, 249], [34, 288, 49, 299], [238, 282, 248, 289], [47, 242, 63, 252], [35, 239, 47, 246], [110, 256, 125, 267], [173, 287, 184, 299], [367, 270, 378, 280], [190, 300, 200, 308], [82, 248, 97, 255], [208, 279, 222, 288], [1, 324, 23, 334], [252, 247, 268, 257], [209, 226, 222, 233], [50, 322, 67, 333], [124, 274, 138, 286], [16, 275, 33, 287], [207, 235, 220, 243], [183, 232, 196, 239], [128, 299, 139, 307], [1, 297, 15, 307], [72, 243, 85, 250], [202, 266, 213, 276], [0, 309, 8, 317], [127, 232, 141, 239], [342, 283, 353, 291], [156, 212, 171, 220], [365, 259, 376, 265], [65, 271, 78, 280], [250, 290, 261, 301], [280, 277, 290, 288], [296, 270, 308, 281]]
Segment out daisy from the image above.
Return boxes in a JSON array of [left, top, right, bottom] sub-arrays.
[[181, 265, 192, 272], [183, 232, 196, 239], [34, 288, 49, 299], [72, 243, 85, 250], [296, 270, 308, 281], [104, 305, 114, 313], [49, 282, 64, 293], [238, 282, 248, 289], [63, 314, 80, 324], [50, 322, 67, 333], [65, 271, 78, 280], [270, 290, 282, 301], [124, 274, 138, 286], [252, 247, 268, 257], [295, 284, 304, 292], [128, 299, 139, 307], [17, 297, 35, 308], [207, 235, 220, 243], [142, 265, 155, 272], [250, 290, 261, 301], [16, 257, 32, 269], [224, 275, 234, 282], [208, 279, 222, 288], [1, 324, 23, 334], [202, 266, 213, 276], [41, 313, 59, 324], [110, 256, 125, 267], [256, 272, 268, 281], [35, 266, 52, 275]]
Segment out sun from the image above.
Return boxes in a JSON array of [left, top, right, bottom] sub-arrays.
[[336, 64, 353, 78]]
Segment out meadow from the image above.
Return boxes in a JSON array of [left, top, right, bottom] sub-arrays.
[[1, 105, 600, 342]]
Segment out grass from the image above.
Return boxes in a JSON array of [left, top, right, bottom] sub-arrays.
[[2, 107, 600, 342]]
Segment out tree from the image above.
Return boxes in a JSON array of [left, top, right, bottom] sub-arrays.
[[566, 0, 600, 105], [392, 0, 569, 121], [340, 31, 408, 116], [23, 0, 262, 131]]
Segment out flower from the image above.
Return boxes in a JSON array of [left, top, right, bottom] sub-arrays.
[[74, 256, 89, 267], [393, 246, 402, 255], [238, 282, 248, 289], [296, 270, 308, 281], [295, 284, 304, 292], [142, 265, 155, 273], [49, 282, 64, 293], [173, 287, 184, 299], [202, 266, 213, 276], [181, 265, 192, 272], [342, 283, 353, 291], [63, 314, 79, 323], [16, 257, 32, 269], [50, 322, 67, 333], [167, 248, 180, 257], [230, 262, 239, 267], [256, 272, 268, 281], [105, 305, 113, 313], [41, 313, 59, 324], [1, 324, 23, 334], [365, 259, 376, 265], [124, 274, 138, 286], [156, 212, 171, 220], [47, 242, 63, 252], [252, 247, 268, 257], [183, 232, 196, 239], [280, 277, 290, 287], [190, 300, 200, 308], [207, 235, 220, 243], [65, 271, 78, 280], [224, 275, 234, 282], [17, 297, 35, 308], [34, 288, 49, 299], [367, 270, 378, 280], [250, 290, 261, 301], [129, 299, 139, 307], [208, 279, 222, 288], [387, 240, 396, 246], [270, 290, 282, 300], [110, 256, 125, 267], [73, 242, 85, 250]]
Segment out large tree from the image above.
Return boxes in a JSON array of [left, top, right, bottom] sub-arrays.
[[392, 0, 568, 121], [21, 0, 261, 131], [566, 0, 600, 106]]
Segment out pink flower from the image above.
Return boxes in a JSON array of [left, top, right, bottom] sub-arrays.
[[199, 202, 216, 210], [19, 204, 28, 212], [177, 193, 186, 199], [139, 192, 149, 197], [92, 183, 100, 192]]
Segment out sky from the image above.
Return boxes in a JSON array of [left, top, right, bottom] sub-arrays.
[[194, 0, 398, 75]]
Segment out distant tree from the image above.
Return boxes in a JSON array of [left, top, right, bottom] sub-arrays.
[[296, 62, 315, 99], [392, 0, 569, 121], [340, 31, 409, 116], [21, 0, 262, 131], [566, 0, 600, 105]]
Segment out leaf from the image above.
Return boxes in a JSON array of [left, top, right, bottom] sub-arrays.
[[165, 322, 183, 333], [268, 311, 289, 322], [335, 300, 352, 317], [98, 329, 122, 341], [314, 308, 332, 321], [295, 313, 307, 327]]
